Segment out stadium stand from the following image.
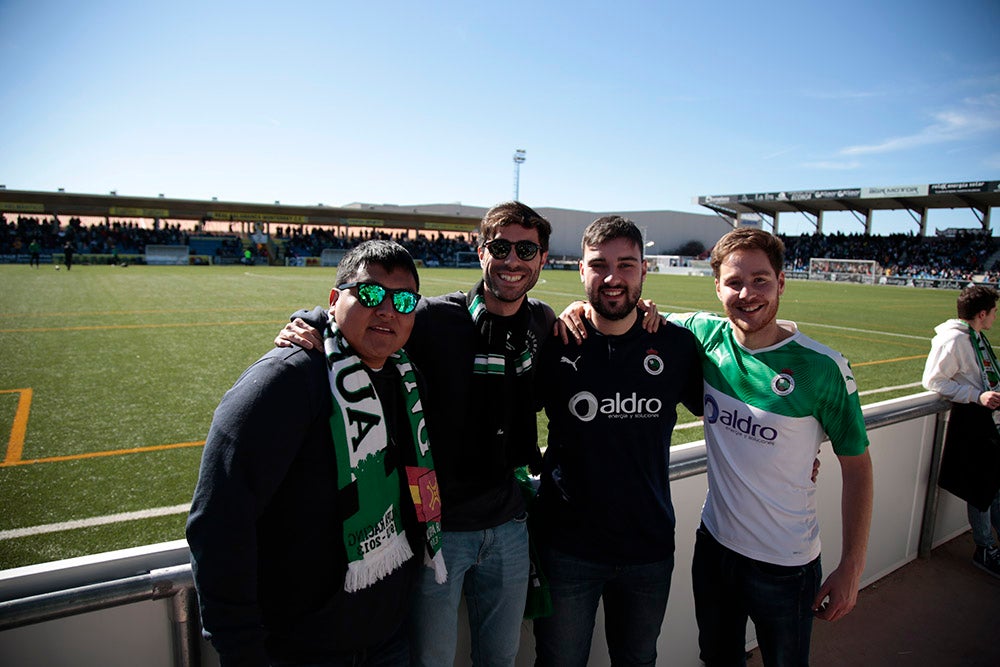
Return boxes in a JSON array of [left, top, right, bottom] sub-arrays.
[[780, 231, 1000, 283], [3, 210, 998, 283]]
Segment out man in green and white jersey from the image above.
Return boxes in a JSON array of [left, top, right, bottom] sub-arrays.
[[680, 228, 873, 667], [664, 310, 869, 571], [560, 227, 873, 666]]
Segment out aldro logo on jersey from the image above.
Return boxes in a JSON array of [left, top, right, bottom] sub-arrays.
[[569, 391, 662, 422], [703, 394, 778, 445]]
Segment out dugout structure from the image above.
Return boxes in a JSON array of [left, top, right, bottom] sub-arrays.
[[145, 245, 190, 266], [808, 257, 879, 284], [320, 248, 347, 267]]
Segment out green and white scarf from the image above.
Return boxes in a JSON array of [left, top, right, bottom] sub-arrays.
[[968, 322, 1000, 392], [324, 320, 446, 592], [464, 280, 543, 473]]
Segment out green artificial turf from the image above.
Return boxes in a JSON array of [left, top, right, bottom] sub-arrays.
[[0, 264, 959, 569]]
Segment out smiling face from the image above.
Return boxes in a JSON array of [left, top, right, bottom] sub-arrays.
[[330, 263, 418, 369], [477, 224, 548, 316], [715, 248, 786, 348], [581, 236, 646, 332]]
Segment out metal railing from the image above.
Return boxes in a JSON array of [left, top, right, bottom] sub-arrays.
[[0, 393, 956, 667]]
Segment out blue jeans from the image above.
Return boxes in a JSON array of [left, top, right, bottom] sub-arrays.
[[969, 489, 1000, 548], [409, 517, 529, 667], [692, 525, 821, 667], [533, 544, 673, 667]]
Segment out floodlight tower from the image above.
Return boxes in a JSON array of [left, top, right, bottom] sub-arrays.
[[512, 149, 526, 201]]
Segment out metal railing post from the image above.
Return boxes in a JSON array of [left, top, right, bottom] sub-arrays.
[[918, 408, 950, 558], [170, 584, 200, 667]]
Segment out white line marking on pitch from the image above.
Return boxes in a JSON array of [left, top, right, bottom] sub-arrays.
[[0, 504, 191, 541]]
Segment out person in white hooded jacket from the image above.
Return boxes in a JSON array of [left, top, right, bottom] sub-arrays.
[[922, 284, 1000, 579]]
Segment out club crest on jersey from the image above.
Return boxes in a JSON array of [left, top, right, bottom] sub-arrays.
[[771, 371, 795, 396], [643, 349, 664, 376]]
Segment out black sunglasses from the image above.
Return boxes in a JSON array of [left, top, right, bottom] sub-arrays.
[[337, 282, 421, 314], [481, 239, 543, 261]]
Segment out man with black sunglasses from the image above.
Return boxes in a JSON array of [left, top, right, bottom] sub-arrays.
[[277, 202, 556, 666], [188, 240, 445, 666]]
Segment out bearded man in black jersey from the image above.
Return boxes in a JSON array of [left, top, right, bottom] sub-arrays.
[[531, 216, 703, 667]]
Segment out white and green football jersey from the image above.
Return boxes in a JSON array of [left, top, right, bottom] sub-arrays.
[[668, 311, 868, 565]]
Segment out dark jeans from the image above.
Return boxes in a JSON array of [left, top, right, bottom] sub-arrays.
[[533, 543, 673, 667], [692, 525, 821, 667], [272, 625, 409, 667]]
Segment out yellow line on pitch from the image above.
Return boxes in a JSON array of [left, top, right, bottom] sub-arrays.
[[0, 440, 205, 468], [0, 320, 284, 334], [853, 354, 927, 368], [1, 388, 32, 465]]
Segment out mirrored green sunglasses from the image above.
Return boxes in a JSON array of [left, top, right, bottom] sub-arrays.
[[338, 282, 421, 314]]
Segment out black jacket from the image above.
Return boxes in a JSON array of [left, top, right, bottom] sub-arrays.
[[295, 290, 556, 531], [186, 345, 420, 666]]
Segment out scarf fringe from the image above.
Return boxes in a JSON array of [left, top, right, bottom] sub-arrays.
[[426, 548, 448, 584], [343, 533, 415, 593]]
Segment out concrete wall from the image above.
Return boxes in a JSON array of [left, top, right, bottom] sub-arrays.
[[0, 392, 971, 666]]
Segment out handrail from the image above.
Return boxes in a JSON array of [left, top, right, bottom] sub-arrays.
[[0, 565, 199, 666], [671, 395, 951, 482]]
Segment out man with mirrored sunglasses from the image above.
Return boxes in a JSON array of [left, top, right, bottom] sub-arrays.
[[276, 201, 556, 666], [337, 281, 422, 314], [188, 240, 445, 666]]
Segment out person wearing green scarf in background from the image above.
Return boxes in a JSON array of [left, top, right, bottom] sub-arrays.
[[187, 240, 443, 666], [923, 284, 1000, 580]]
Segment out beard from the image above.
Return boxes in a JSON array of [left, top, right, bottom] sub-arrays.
[[483, 265, 540, 303], [724, 296, 780, 336], [588, 283, 642, 321]]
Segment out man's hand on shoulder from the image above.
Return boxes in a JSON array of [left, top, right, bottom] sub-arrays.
[[275, 318, 323, 350], [555, 301, 590, 345], [637, 298, 665, 333]]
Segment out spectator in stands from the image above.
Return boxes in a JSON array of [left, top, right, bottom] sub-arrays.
[[276, 202, 556, 667], [921, 285, 1000, 579], [187, 240, 445, 666]]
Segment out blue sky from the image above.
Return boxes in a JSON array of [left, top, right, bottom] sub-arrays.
[[1, 0, 998, 236]]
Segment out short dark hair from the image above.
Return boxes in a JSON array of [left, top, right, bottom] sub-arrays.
[[710, 227, 785, 278], [581, 215, 644, 256], [957, 284, 999, 320], [336, 240, 420, 291], [479, 201, 551, 252]]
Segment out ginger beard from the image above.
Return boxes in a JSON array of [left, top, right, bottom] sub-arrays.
[[715, 248, 784, 344]]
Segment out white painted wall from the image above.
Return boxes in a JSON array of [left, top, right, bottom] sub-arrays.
[[0, 393, 972, 666]]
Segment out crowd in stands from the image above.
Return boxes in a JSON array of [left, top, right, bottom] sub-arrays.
[[1, 215, 191, 257], [273, 226, 477, 266], [1, 215, 479, 267], [780, 230, 1000, 283], [5, 213, 999, 281]]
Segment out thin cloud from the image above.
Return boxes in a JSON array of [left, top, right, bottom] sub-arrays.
[[840, 104, 1000, 156], [801, 88, 889, 101], [762, 146, 800, 160], [801, 160, 862, 170]]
